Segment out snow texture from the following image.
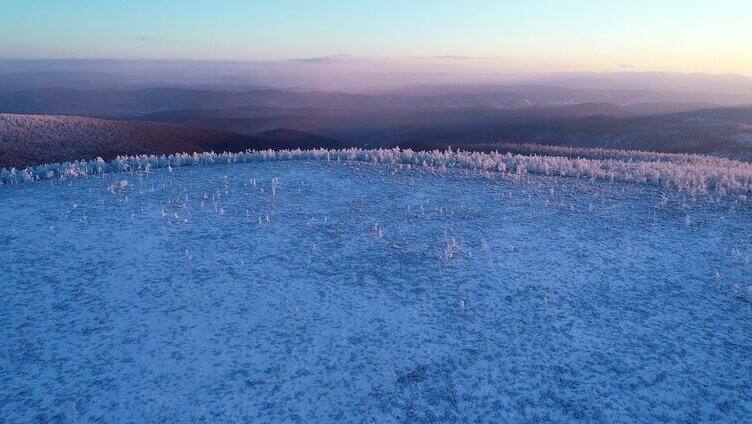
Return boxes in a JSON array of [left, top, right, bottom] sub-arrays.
[[1, 157, 751, 422]]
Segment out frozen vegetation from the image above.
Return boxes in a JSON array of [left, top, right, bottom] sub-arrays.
[[1, 152, 751, 421], [2, 144, 752, 196]]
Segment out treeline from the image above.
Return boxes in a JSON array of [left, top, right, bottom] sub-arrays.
[[3, 145, 751, 196]]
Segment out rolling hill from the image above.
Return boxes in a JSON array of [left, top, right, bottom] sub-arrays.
[[0, 113, 340, 168], [2, 85, 737, 120], [2, 85, 752, 165]]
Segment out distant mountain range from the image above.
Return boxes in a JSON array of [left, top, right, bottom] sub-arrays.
[[129, 100, 752, 158], [2, 60, 752, 94], [2, 84, 751, 118], [1, 79, 752, 168], [402, 106, 752, 160], [0, 87, 539, 117]]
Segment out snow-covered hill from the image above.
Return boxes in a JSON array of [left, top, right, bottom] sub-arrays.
[[0, 113, 339, 168], [1, 154, 750, 421]]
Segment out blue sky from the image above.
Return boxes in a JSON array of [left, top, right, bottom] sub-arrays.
[[1, 0, 750, 73]]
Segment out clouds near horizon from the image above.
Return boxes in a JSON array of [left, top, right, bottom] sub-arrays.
[[1, 0, 750, 75]]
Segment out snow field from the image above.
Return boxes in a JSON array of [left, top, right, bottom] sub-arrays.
[[1, 159, 751, 422]]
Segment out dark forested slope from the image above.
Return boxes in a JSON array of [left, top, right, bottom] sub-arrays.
[[0, 113, 339, 168]]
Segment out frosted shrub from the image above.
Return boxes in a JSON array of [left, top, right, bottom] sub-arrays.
[[108, 179, 130, 193], [444, 237, 460, 260], [2, 145, 752, 196]]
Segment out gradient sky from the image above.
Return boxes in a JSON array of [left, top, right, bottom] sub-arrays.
[[2, 0, 751, 74]]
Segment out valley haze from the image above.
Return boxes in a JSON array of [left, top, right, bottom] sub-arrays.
[[2, 62, 752, 166]]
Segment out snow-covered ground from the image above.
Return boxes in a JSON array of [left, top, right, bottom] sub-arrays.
[[1, 157, 751, 422]]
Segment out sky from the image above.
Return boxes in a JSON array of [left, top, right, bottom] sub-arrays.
[[1, 0, 751, 75]]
